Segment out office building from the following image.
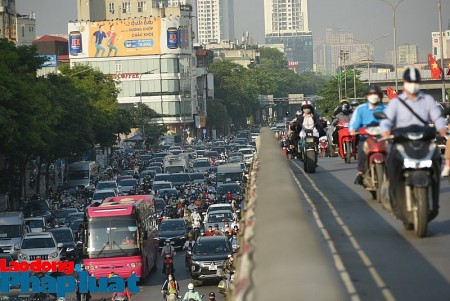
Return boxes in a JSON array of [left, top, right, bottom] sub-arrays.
[[0, 0, 16, 41], [264, 0, 312, 73], [432, 30, 450, 60], [195, 0, 235, 44]]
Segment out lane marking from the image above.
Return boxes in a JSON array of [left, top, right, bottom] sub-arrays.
[[291, 160, 396, 301]]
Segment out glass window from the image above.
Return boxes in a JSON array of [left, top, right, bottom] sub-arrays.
[[122, 2, 130, 13], [138, 1, 146, 12], [109, 2, 115, 14], [161, 58, 179, 73], [21, 238, 55, 249]]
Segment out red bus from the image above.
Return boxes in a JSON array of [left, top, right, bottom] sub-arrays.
[[83, 195, 158, 279]]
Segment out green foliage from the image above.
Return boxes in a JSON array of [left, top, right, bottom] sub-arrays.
[[206, 98, 230, 129]]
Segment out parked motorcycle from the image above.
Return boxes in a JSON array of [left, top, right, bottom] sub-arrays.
[[336, 121, 357, 163], [299, 129, 317, 173], [376, 112, 441, 237], [358, 126, 388, 203]]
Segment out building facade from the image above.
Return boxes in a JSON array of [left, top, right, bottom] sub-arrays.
[[398, 44, 418, 65], [0, 0, 16, 41], [16, 13, 36, 46], [432, 30, 450, 60], [195, 0, 235, 44], [263, 0, 312, 73]]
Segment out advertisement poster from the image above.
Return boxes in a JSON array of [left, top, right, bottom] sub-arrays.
[[69, 17, 191, 59]]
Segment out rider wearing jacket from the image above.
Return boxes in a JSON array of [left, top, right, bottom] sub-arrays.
[[349, 84, 386, 185], [331, 102, 352, 144], [291, 101, 325, 138]]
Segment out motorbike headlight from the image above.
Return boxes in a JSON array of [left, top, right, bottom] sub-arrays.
[[403, 159, 432, 169], [419, 160, 433, 168], [49, 251, 59, 259]]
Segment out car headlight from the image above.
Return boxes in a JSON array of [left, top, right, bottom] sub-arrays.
[[179, 235, 185, 239], [49, 251, 59, 259], [18, 253, 28, 260], [192, 260, 200, 266], [66, 247, 74, 252]]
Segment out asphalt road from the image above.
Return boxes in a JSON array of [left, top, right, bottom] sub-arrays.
[[289, 156, 450, 301]]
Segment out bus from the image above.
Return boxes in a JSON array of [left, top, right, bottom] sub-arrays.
[[67, 161, 98, 189], [216, 163, 244, 185], [83, 195, 158, 279]]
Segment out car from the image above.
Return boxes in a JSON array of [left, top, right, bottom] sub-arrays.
[[204, 210, 234, 232], [152, 181, 173, 194], [144, 166, 162, 174], [54, 208, 79, 226], [190, 236, 232, 285], [192, 159, 212, 173], [22, 201, 53, 224], [167, 173, 191, 188], [95, 180, 119, 193], [157, 218, 189, 249], [217, 183, 242, 201], [206, 204, 233, 216], [189, 172, 206, 184], [238, 148, 255, 166], [46, 227, 79, 262], [25, 217, 47, 233], [64, 212, 85, 226], [153, 173, 172, 182], [157, 188, 178, 199], [118, 178, 138, 195], [16, 232, 63, 263], [91, 188, 118, 204]]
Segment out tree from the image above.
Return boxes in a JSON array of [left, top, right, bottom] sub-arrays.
[[206, 98, 230, 135]]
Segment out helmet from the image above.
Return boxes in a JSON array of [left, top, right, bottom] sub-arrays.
[[188, 283, 194, 290], [350, 100, 359, 107], [340, 98, 349, 103], [365, 84, 383, 99], [209, 292, 216, 297], [165, 239, 170, 244], [341, 102, 350, 113], [301, 100, 313, 109], [403, 66, 421, 83]]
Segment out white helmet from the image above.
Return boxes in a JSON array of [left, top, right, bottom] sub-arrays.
[[188, 283, 194, 290]]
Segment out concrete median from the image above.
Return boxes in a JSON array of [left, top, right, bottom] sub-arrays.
[[232, 127, 346, 301]]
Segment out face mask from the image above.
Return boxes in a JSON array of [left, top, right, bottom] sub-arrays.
[[303, 108, 311, 114], [367, 95, 380, 104], [404, 82, 420, 94]]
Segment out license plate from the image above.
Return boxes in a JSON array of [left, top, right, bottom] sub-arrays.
[[209, 265, 217, 271], [306, 138, 315, 143]]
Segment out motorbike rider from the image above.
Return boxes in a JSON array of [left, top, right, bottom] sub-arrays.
[[332, 98, 350, 118], [161, 274, 180, 300], [331, 102, 353, 145], [161, 239, 176, 274], [292, 101, 325, 160], [182, 283, 203, 301], [183, 234, 195, 264], [208, 292, 216, 301], [380, 66, 447, 221], [223, 254, 235, 289], [111, 273, 132, 301], [349, 84, 386, 185], [350, 99, 359, 112]]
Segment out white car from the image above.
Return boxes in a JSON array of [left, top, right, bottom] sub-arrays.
[[25, 217, 47, 233], [16, 232, 63, 263], [92, 188, 118, 204]]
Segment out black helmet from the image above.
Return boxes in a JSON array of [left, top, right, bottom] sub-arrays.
[[403, 67, 421, 83], [365, 84, 383, 99], [209, 292, 216, 297], [341, 102, 350, 113], [350, 100, 359, 107]]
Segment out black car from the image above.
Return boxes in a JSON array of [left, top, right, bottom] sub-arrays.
[[54, 208, 79, 226], [157, 219, 189, 249], [68, 219, 84, 241], [46, 227, 78, 262], [190, 236, 232, 285], [22, 201, 53, 224]]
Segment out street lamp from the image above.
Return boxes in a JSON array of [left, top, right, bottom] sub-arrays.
[[379, 0, 405, 92], [366, 33, 391, 85], [138, 69, 157, 138], [351, 57, 367, 100]]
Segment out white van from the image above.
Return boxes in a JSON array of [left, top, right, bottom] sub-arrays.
[[0, 212, 28, 258]]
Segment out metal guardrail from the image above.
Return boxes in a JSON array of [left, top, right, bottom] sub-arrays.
[[232, 128, 345, 301]]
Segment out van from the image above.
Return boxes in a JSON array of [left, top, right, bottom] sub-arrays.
[[67, 161, 98, 189], [0, 212, 28, 258]]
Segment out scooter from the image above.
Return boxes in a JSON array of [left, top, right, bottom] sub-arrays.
[[358, 126, 388, 203], [376, 113, 441, 238], [336, 121, 357, 163]]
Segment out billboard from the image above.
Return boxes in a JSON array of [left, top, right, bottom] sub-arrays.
[[68, 17, 191, 59], [38, 55, 57, 67]]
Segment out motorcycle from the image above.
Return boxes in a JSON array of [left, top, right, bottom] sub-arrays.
[[358, 127, 388, 203], [376, 113, 440, 238], [185, 249, 192, 268], [163, 254, 174, 276], [336, 121, 357, 163], [299, 129, 317, 173]]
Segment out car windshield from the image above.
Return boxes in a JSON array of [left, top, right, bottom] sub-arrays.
[[48, 230, 74, 243], [96, 182, 116, 190], [55, 210, 77, 218], [93, 191, 115, 200], [189, 173, 205, 180], [154, 174, 171, 181], [207, 212, 233, 223], [218, 185, 241, 194], [24, 202, 49, 212], [194, 161, 210, 167], [21, 238, 55, 249], [69, 220, 83, 231], [0, 225, 22, 238], [119, 179, 136, 186], [154, 183, 171, 190], [194, 240, 230, 254], [159, 221, 185, 231], [25, 220, 44, 228], [168, 174, 190, 183], [240, 149, 253, 155]]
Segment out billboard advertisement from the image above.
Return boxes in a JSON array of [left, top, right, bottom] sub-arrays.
[[68, 17, 191, 59]]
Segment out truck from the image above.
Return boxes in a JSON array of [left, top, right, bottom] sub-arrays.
[[67, 161, 98, 189], [0, 212, 27, 258], [163, 154, 190, 174], [215, 163, 245, 185]]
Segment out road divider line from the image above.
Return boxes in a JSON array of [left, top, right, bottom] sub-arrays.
[[291, 160, 396, 301], [291, 169, 360, 301]]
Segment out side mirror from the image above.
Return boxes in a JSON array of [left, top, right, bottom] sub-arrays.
[[374, 112, 387, 120], [57, 243, 64, 249], [14, 243, 21, 250]]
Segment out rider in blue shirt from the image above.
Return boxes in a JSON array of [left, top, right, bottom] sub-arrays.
[[349, 84, 386, 185]]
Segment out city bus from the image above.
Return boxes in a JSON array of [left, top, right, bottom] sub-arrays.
[[83, 195, 158, 279]]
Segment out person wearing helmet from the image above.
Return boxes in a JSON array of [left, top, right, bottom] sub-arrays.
[[348, 84, 386, 185], [350, 100, 359, 112], [208, 292, 216, 301], [330, 102, 353, 144], [223, 254, 235, 289], [183, 283, 203, 301], [380, 67, 447, 220], [161, 239, 175, 274], [332, 98, 350, 119]]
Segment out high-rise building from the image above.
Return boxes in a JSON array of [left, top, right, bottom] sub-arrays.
[[0, 0, 16, 41], [432, 30, 450, 60], [195, 0, 235, 44], [398, 44, 418, 65], [16, 13, 36, 46], [264, 0, 312, 73]]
